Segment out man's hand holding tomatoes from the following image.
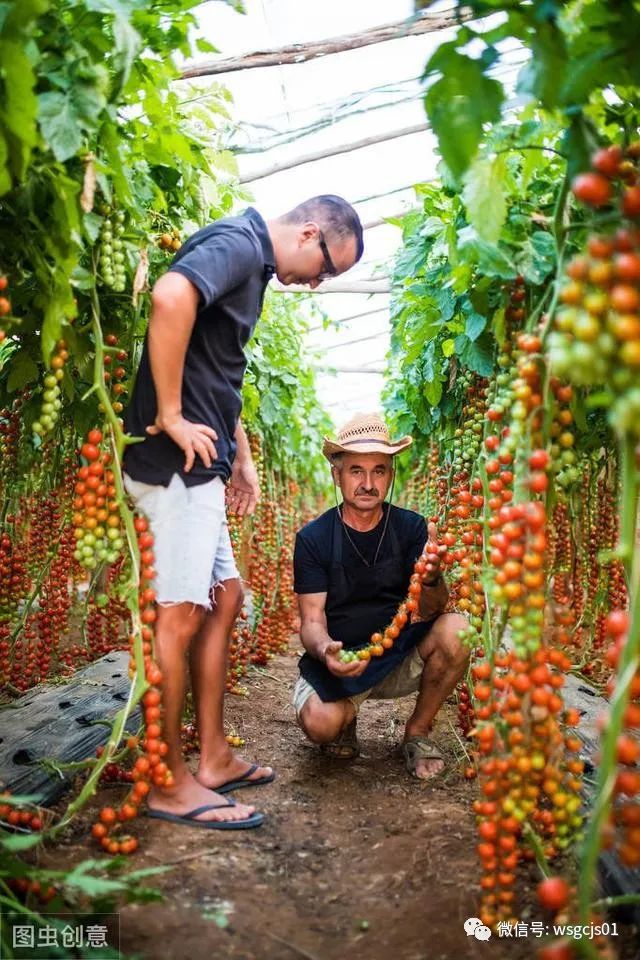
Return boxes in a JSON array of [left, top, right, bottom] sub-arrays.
[[322, 640, 370, 678], [420, 521, 446, 585]]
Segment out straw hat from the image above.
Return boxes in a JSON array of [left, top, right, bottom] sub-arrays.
[[322, 412, 413, 460]]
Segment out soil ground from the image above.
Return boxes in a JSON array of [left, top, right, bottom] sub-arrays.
[[42, 644, 639, 960]]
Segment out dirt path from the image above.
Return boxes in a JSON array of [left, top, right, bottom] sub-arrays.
[[43, 646, 635, 960]]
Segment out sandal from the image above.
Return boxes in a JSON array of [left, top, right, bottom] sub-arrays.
[[402, 735, 445, 781], [320, 719, 359, 760]]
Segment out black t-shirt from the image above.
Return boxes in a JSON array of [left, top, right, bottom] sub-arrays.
[[123, 207, 275, 486], [294, 504, 427, 599]]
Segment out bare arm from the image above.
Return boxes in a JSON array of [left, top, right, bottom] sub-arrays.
[[417, 520, 449, 620], [418, 574, 449, 621], [145, 272, 218, 471], [298, 592, 369, 678]]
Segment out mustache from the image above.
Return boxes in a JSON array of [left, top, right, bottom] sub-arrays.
[[355, 489, 378, 497]]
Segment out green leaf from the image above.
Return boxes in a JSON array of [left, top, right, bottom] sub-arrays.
[[442, 338, 455, 358], [434, 287, 456, 322], [516, 21, 568, 111], [464, 308, 487, 342], [260, 391, 279, 427], [7, 352, 39, 392], [1, 831, 42, 851], [83, 212, 103, 244], [516, 230, 556, 284], [559, 47, 608, 108], [38, 79, 107, 162], [424, 377, 443, 407], [0, 38, 39, 182], [424, 52, 504, 179], [456, 331, 495, 376], [70, 265, 94, 291], [462, 155, 507, 244], [561, 112, 600, 179], [458, 227, 517, 280], [196, 38, 218, 53], [493, 306, 507, 348]]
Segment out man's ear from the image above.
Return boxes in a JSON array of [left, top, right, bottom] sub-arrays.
[[300, 221, 318, 244]]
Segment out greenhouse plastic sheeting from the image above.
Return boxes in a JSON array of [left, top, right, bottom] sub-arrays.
[[0, 652, 140, 806]]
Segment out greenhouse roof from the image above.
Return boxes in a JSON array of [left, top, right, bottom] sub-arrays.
[[189, 0, 525, 424]]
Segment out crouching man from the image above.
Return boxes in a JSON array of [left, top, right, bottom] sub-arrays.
[[292, 413, 469, 780]]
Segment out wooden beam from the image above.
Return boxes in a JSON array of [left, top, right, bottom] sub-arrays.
[[181, 10, 464, 79], [314, 365, 385, 374], [308, 306, 388, 332], [272, 279, 390, 294], [363, 210, 415, 230], [324, 331, 388, 351], [239, 122, 429, 183]]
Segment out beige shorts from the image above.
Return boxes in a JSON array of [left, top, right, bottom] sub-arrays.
[[292, 645, 425, 717]]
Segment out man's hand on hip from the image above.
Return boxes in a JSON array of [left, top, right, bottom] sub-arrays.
[[227, 457, 260, 516], [146, 413, 218, 473], [323, 640, 370, 678]]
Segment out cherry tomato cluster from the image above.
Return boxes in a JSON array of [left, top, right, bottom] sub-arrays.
[[551, 144, 640, 435], [226, 611, 254, 693], [99, 210, 127, 291], [102, 333, 129, 416], [32, 340, 67, 437], [0, 398, 22, 487], [0, 792, 44, 833], [602, 610, 640, 867], [338, 538, 447, 663], [91, 517, 172, 854], [158, 227, 182, 252], [471, 647, 583, 929], [72, 429, 124, 569], [489, 500, 548, 658]]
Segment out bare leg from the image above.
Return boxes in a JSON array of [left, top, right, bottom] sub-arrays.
[[147, 602, 256, 823], [193, 579, 272, 789], [298, 694, 356, 744], [404, 613, 470, 780]]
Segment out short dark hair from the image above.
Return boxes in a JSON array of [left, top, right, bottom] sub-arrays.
[[281, 195, 364, 262]]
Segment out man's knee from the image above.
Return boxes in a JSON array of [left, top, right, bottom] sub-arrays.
[[430, 613, 471, 667], [156, 602, 207, 648], [299, 697, 346, 744], [215, 577, 244, 617]]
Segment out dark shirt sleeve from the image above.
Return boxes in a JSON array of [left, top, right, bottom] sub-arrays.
[[294, 532, 330, 595], [169, 226, 260, 308]]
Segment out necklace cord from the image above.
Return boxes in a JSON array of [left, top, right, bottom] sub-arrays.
[[332, 471, 396, 568]]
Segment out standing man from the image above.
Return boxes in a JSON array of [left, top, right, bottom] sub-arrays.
[[124, 197, 364, 828], [292, 413, 469, 780]]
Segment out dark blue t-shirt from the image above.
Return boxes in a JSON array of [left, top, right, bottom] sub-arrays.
[[124, 207, 275, 486]]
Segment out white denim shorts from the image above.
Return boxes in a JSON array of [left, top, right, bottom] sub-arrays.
[[124, 473, 239, 608]]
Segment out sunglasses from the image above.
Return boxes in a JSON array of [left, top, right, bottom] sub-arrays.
[[317, 230, 337, 281]]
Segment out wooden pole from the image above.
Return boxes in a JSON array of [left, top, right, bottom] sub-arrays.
[[314, 365, 386, 374], [271, 279, 390, 294], [181, 10, 464, 79], [239, 122, 429, 183]]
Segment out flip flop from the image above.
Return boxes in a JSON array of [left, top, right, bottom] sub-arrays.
[[145, 799, 264, 830], [402, 735, 446, 781], [214, 763, 276, 795], [320, 719, 359, 760]]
